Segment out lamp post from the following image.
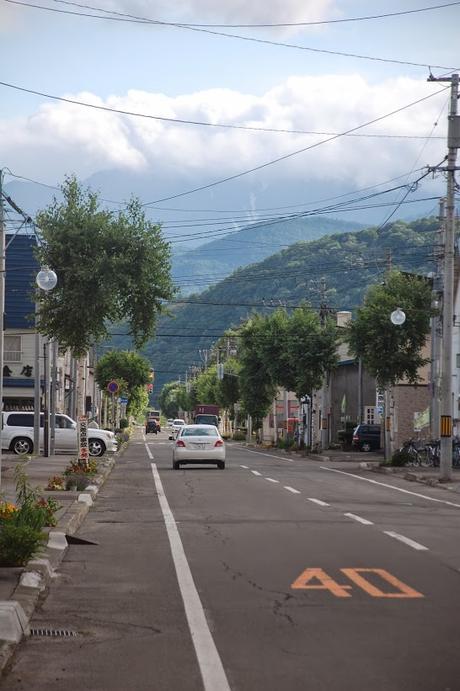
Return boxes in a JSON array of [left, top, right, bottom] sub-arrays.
[[384, 308, 406, 460], [35, 267, 57, 458]]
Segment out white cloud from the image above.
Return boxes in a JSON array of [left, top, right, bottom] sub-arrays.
[[104, 0, 338, 25], [0, 75, 447, 192]]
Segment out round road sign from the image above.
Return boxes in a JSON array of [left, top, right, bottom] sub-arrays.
[[107, 380, 119, 394]]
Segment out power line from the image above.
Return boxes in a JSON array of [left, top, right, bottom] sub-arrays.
[[6, 0, 457, 71], [44, 0, 460, 28], [142, 88, 450, 205], [0, 79, 446, 142]]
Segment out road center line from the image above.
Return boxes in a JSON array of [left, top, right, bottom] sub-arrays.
[[251, 470, 262, 476], [238, 447, 294, 462], [383, 531, 429, 551], [344, 512, 374, 525], [144, 443, 154, 460], [150, 463, 231, 691], [265, 477, 279, 483], [307, 498, 330, 507], [284, 486, 301, 494], [320, 466, 460, 509]]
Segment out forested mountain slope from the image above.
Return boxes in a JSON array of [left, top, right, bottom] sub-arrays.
[[110, 217, 437, 401], [171, 216, 363, 293]]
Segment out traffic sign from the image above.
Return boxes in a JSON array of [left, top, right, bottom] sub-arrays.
[[119, 396, 129, 404], [107, 380, 119, 394]]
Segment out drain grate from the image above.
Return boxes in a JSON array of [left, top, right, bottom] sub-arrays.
[[30, 628, 79, 638]]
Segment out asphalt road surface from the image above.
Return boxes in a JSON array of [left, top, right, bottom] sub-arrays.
[[2, 428, 460, 691]]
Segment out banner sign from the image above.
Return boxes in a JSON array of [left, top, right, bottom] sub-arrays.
[[78, 415, 89, 462]]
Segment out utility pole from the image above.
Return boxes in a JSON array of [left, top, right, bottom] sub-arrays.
[[428, 72, 459, 481], [430, 199, 445, 441], [0, 170, 4, 487], [319, 277, 332, 451]]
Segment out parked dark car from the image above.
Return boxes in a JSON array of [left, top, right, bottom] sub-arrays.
[[352, 424, 381, 452]]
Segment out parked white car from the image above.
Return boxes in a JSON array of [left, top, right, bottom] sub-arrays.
[[1, 412, 118, 456], [172, 424, 225, 469]]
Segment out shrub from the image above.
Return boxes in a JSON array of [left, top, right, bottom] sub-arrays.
[[65, 474, 91, 491], [119, 418, 129, 429], [0, 523, 46, 566], [232, 431, 246, 441], [390, 449, 411, 467], [64, 459, 98, 476], [46, 475, 65, 491], [35, 497, 61, 527], [0, 501, 17, 522]]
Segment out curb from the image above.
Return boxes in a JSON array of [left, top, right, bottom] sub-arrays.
[[366, 463, 460, 493], [0, 446, 123, 673]]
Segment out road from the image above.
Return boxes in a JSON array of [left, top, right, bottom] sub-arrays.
[[2, 428, 460, 690]]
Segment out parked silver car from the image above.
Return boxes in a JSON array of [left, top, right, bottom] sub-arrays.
[[1, 412, 117, 456]]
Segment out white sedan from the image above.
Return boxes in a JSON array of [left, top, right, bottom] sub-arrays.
[[172, 424, 225, 469]]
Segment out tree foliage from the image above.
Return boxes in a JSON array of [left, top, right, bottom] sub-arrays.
[[346, 271, 433, 387], [95, 350, 151, 417], [36, 176, 174, 355]]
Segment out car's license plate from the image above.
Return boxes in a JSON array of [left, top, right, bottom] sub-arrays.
[[192, 443, 206, 449]]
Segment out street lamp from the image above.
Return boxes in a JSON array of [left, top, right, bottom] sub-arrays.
[[390, 307, 406, 326], [34, 267, 57, 456]]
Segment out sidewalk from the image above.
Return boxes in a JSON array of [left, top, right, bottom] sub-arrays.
[[0, 448, 119, 671]]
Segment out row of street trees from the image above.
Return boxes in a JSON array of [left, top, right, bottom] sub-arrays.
[[160, 272, 433, 444]]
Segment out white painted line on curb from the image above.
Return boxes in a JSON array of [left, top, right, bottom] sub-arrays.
[[344, 512, 374, 525], [383, 531, 429, 551], [150, 463, 230, 691], [265, 478, 279, 483], [251, 470, 262, 476], [239, 447, 294, 462], [145, 443, 154, 460], [284, 486, 301, 494], [320, 466, 460, 509], [307, 498, 330, 507], [240, 465, 249, 469]]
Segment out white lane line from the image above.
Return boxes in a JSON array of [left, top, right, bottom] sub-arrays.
[[239, 447, 294, 463], [265, 477, 279, 483], [150, 463, 231, 691], [344, 512, 374, 525], [320, 466, 460, 509], [307, 498, 330, 507], [384, 531, 429, 551], [145, 443, 154, 460], [284, 486, 301, 494], [240, 465, 249, 469], [251, 470, 262, 476]]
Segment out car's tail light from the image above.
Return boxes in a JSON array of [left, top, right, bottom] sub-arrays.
[[214, 440, 224, 447], [176, 439, 186, 447]]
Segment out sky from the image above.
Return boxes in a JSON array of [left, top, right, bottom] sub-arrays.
[[0, 0, 459, 239]]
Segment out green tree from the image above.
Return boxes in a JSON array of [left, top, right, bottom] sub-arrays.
[[346, 271, 432, 386], [159, 381, 183, 419], [36, 176, 174, 354], [95, 350, 152, 418], [194, 365, 219, 405], [238, 316, 277, 423]]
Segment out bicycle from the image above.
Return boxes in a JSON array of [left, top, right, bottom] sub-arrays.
[[399, 438, 422, 466]]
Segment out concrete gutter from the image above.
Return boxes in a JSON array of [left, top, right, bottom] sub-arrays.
[[363, 463, 460, 494], [0, 443, 125, 673]]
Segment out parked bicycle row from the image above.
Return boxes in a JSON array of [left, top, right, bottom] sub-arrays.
[[397, 438, 460, 467]]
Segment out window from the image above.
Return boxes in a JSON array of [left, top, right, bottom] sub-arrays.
[[4, 335, 22, 363], [182, 428, 218, 437], [6, 413, 34, 427], [365, 406, 376, 425]]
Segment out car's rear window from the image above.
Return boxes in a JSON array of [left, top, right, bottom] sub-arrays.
[[182, 427, 218, 437], [173, 420, 185, 425]]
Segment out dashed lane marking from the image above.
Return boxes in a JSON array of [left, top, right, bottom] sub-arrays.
[[307, 498, 330, 507], [344, 512, 374, 525], [383, 531, 428, 551], [150, 463, 231, 691], [320, 466, 460, 509], [240, 465, 249, 469], [265, 478, 279, 483], [237, 447, 294, 463], [144, 443, 154, 460], [284, 486, 301, 494], [251, 470, 262, 476]]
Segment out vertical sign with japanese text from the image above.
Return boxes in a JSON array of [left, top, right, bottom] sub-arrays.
[[78, 415, 89, 464]]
